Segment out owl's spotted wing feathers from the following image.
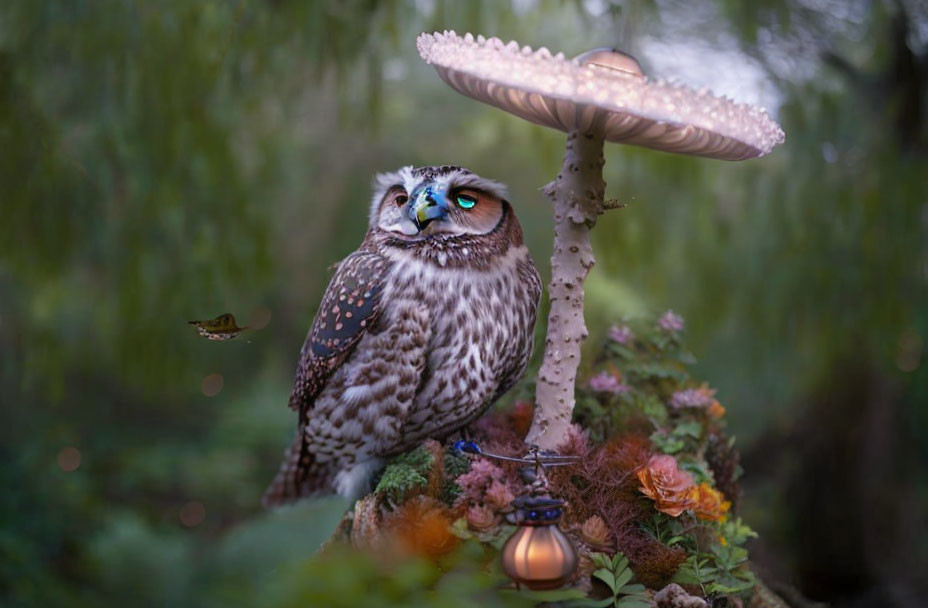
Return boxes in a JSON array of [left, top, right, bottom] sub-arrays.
[[288, 250, 390, 414], [263, 250, 391, 506]]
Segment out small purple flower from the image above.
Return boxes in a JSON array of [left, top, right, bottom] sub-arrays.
[[659, 310, 685, 332], [588, 371, 631, 394], [670, 385, 716, 409], [609, 324, 634, 344]]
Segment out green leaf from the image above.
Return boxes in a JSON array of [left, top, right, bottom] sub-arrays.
[[592, 568, 618, 594], [650, 430, 685, 454], [448, 517, 473, 540], [487, 524, 517, 551], [676, 421, 703, 438], [613, 566, 633, 591], [707, 578, 755, 594], [671, 556, 717, 585], [589, 552, 611, 569], [613, 554, 629, 573], [616, 600, 653, 608], [639, 395, 669, 426], [720, 517, 759, 546], [679, 459, 715, 485]]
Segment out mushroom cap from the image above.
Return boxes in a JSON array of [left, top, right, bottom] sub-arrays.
[[417, 31, 785, 161]]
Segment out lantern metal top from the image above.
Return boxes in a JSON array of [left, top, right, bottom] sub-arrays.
[[509, 495, 566, 526], [417, 31, 785, 160]]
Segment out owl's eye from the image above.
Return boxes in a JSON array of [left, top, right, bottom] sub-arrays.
[[394, 194, 408, 206], [456, 194, 477, 209]]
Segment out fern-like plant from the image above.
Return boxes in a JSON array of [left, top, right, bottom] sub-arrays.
[[586, 553, 652, 608]]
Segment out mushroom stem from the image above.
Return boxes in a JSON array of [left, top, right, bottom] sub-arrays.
[[526, 130, 606, 450]]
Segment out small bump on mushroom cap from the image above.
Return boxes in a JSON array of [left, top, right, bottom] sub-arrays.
[[575, 48, 644, 77]]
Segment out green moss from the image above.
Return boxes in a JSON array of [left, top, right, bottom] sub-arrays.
[[439, 450, 471, 505], [374, 446, 435, 504]]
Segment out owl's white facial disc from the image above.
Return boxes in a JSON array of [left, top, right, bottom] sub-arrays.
[[376, 186, 420, 236], [370, 166, 509, 239]]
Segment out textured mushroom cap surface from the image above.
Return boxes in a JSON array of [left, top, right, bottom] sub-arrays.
[[418, 31, 785, 161]]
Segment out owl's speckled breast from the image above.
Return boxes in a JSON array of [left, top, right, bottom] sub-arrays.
[[381, 243, 539, 453]]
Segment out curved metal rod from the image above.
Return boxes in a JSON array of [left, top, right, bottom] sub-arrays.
[[451, 440, 579, 467]]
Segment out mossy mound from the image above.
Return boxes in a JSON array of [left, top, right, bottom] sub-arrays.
[[334, 313, 786, 607]]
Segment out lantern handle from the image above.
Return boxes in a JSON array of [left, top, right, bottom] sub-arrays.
[[450, 440, 578, 467]]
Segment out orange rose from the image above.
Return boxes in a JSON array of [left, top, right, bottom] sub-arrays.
[[707, 401, 726, 419], [637, 455, 696, 517], [692, 482, 731, 522]]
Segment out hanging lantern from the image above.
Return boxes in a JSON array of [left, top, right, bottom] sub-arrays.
[[451, 440, 579, 590], [500, 495, 578, 590]]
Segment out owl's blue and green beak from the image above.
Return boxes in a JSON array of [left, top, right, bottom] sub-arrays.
[[408, 184, 449, 232]]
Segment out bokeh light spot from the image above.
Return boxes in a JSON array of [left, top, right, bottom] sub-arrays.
[[179, 501, 206, 527], [57, 446, 82, 472], [821, 142, 838, 163], [201, 373, 224, 397], [247, 306, 272, 330]]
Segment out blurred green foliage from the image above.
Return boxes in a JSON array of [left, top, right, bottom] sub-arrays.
[[266, 540, 535, 608], [1, 0, 926, 606]]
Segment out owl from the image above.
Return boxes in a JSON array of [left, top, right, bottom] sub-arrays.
[[263, 165, 541, 505]]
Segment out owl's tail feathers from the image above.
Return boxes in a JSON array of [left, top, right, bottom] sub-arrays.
[[261, 433, 335, 508]]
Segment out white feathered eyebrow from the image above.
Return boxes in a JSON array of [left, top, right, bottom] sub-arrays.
[[369, 166, 415, 227], [447, 173, 509, 200]]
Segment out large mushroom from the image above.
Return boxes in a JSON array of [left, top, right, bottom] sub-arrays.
[[417, 32, 785, 450]]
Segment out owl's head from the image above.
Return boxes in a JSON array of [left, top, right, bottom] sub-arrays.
[[369, 165, 510, 239]]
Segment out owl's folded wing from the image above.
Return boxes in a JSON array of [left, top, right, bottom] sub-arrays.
[[263, 250, 393, 506], [288, 249, 392, 423]]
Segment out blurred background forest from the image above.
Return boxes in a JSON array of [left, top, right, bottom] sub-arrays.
[[2, 0, 927, 606]]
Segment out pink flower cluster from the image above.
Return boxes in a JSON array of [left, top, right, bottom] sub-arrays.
[[658, 310, 685, 332], [588, 371, 631, 394], [670, 385, 717, 409], [455, 459, 516, 511], [609, 324, 634, 344]]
